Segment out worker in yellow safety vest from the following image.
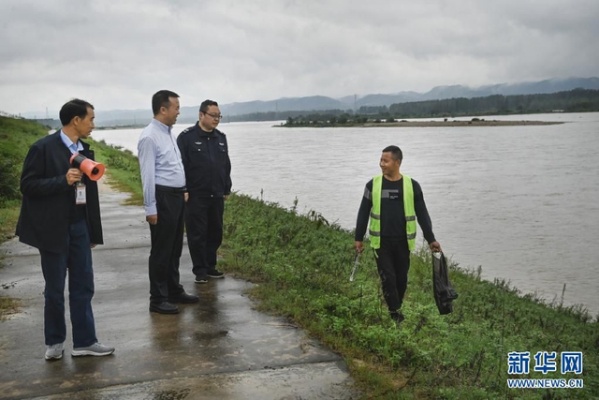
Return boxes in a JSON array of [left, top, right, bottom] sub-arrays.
[[355, 145, 441, 325]]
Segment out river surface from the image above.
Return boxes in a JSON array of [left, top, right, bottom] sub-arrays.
[[91, 112, 599, 316]]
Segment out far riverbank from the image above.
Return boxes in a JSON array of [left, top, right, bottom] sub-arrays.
[[280, 118, 564, 128], [363, 119, 564, 127]]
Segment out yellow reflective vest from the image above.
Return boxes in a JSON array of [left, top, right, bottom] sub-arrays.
[[369, 174, 417, 251]]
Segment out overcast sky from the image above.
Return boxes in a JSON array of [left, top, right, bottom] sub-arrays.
[[1, 0, 598, 116]]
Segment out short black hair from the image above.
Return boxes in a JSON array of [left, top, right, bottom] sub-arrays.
[[382, 145, 403, 161], [152, 90, 179, 115], [59, 99, 94, 126], [199, 99, 219, 114]]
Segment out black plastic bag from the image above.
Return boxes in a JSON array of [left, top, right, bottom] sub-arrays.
[[432, 251, 458, 314]]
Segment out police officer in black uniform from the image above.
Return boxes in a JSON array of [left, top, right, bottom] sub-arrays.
[[177, 99, 232, 283]]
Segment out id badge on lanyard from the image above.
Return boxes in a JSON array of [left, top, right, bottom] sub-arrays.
[[75, 182, 87, 205]]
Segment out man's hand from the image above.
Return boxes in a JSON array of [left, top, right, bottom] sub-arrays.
[[66, 168, 83, 186], [429, 241, 442, 252], [354, 241, 364, 253], [146, 215, 158, 225], [184, 192, 189, 202]]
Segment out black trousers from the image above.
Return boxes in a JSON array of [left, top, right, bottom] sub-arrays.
[[185, 195, 224, 277], [374, 237, 411, 312], [148, 189, 185, 303]]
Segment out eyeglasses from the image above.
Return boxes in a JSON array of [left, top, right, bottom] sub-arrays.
[[204, 112, 223, 120]]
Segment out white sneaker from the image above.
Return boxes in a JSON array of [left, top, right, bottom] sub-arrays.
[[71, 342, 115, 357], [45, 343, 64, 360]]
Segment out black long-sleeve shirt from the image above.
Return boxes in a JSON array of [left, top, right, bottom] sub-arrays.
[[355, 176, 436, 244]]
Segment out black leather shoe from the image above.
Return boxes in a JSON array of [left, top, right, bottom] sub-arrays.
[[168, 292, 199, 304], [149, 301, 179, 314]]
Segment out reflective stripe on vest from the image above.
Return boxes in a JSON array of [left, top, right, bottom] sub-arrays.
[[368, 174, 417, 251]]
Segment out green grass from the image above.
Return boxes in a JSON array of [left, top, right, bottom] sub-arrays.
[[1, 116, 598, 398], [0, 117, 49, 241], [219, 194, 599, 399], [91, 140, 143, 204], [0, 117, 49, 319]]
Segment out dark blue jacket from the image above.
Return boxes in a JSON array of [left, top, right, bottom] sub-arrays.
[[16, 131, 103, 253], [177, 123, 232, 197]]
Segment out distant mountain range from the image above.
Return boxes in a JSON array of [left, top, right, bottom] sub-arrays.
[[216, 77, 599, 116], [25, 77, 599, 127]]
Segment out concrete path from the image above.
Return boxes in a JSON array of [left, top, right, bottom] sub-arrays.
[[0, 181, 357, 400]]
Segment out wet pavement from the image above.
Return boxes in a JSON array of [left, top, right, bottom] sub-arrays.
[[0, 181, 357, 400]]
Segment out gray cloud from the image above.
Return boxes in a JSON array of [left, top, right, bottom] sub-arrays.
[[1, 0, 598, 115]]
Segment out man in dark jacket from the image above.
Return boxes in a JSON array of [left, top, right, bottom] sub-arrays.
[[16, 99, 114, 360], [177, 99, 231, 283]]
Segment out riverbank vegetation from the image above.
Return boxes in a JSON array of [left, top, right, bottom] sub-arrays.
[[282, 116, 563, 128], [1, 117, 598, 398], [91, 141, 144, 204], [387, 88, 599, 118], [0, 117, 48, 241], [220, 195, 598, 399]]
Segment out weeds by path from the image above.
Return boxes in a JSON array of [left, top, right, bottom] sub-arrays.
[[220, 193, 599, 399]]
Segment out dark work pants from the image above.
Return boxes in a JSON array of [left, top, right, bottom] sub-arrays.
[[148, 189, 185, 303], [185, 195, 224, 278], [374, 237, 411, 313], [39, 219, 97, 347]]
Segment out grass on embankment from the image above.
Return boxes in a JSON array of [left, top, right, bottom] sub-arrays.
[[91, 139, 143, 204], [220, 194, 598, 399], [0, 117, 49, 242], [1, 117, 598, 398], [0, 116, 48, 319]]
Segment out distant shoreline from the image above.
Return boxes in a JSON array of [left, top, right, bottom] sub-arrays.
[[279, 119, 565, 128], [93, 119, 565, 130], [362, 119, 564, 127], [94, 124, 146, 130]]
